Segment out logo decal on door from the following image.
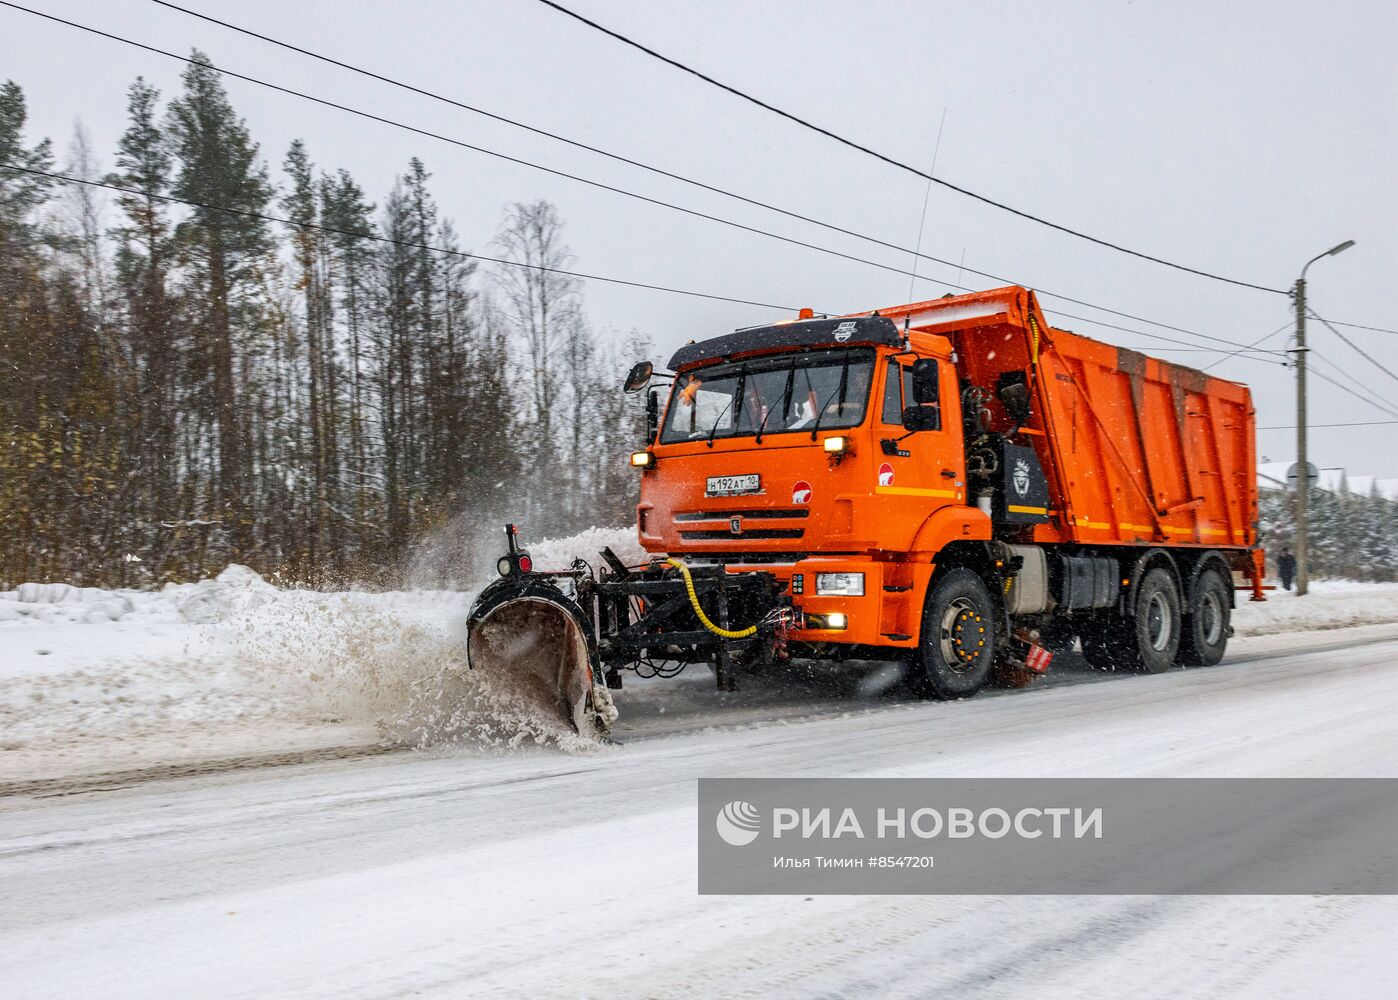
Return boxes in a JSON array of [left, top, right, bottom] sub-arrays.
[[878, 463, 895, 487]]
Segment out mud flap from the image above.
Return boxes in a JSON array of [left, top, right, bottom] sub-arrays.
[[466, 578, 618, 738]]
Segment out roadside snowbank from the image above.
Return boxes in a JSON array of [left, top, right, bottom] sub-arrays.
[[0, 526, 640, 781], [0, 527, 646, 628], [1231, 580, 1398, 635]]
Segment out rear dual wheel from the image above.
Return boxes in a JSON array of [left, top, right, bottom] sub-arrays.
[[1179, 566, 1230, 666]]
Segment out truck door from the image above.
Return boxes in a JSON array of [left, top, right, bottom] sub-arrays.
[[876, 356, 964, 506]]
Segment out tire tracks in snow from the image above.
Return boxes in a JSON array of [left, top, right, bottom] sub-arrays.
[[0, 742, 396, 800]]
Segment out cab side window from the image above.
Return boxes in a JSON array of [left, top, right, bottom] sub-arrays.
[[881, 359, 938, 428], [881, 360, 911, 424]]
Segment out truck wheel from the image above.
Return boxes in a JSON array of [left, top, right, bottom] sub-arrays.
[[915, 568, 996, 699], [1130, 567, 1182, 674], [1178, 567, 1230, 667]]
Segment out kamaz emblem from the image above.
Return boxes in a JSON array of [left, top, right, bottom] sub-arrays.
[[1013, 458, 1031, 497], [730, 517, 742, 534], [833, 321, 856, 343]]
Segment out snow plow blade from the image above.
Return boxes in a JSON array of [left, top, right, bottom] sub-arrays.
[[466, 575, 618, 739]]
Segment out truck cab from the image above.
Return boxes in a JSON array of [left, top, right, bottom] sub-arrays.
[[634, 312, 988, 655]]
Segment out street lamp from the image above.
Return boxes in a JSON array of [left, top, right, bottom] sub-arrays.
[[1292, 239, 1355, 596]]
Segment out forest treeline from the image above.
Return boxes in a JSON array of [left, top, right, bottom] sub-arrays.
[[0, 55, 650, 588]]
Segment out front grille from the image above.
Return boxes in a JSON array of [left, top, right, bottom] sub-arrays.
[[674, 508, 809, 522], [679, 528, 805, 541], [681, 551, 814, 564], [681, 551, 862, 565]]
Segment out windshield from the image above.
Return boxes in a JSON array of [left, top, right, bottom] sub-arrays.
[[661, 349, 874, 444]]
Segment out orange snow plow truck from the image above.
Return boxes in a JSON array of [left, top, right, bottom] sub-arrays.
[[467, 286, 1264, 736]]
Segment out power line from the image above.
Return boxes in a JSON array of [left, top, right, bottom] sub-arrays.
[[1308, 348, 1398, 415], [6, 2, 1285, 361], [1144, 348, 1280, 355], [0, 3, 871, 297], [532, 0, 1287, 295], [1308, 351, 1398, 416], [136, 2, 1287, 358], [1258, 420, 1398, 430], [0, 164, 801, 311], [1200, 320, 1292, 372], [1309, 307, 1398, 384], [1324, 320, 1398, 336], [1306, 353, 1398, 420]]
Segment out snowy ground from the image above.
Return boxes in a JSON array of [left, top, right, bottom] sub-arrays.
[[3, 540, 1398, 997]]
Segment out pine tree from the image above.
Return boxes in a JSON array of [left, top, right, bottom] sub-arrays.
[[0, 79, 54, 250], [373, 176, 417, 553], [109, 77, 185, 576], [282, 139, 331, 570], [166, 51, 272, 561], [427, 217, 477, 514]]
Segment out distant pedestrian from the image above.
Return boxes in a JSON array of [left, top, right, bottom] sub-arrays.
[[1277, 547, 1296, 591]]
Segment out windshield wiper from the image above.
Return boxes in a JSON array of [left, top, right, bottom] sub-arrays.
[[809, 355, 852, 441], [704, 399, 733, 448], [754, 367, 794, 444], [706, 368, 745, 448]]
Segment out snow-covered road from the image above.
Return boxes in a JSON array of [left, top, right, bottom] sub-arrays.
[[4, 625, 1398, 999]]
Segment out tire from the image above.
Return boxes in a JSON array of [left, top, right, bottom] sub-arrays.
[[1129, 567, 1182, 673], [1178, 567, 1230, 666], [914, 568, 996, 699]]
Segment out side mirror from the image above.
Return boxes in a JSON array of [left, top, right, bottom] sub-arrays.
[[902, 405, 939, 432], [911, 358, 939, 405], [645, 389, 659, 442], [624, 360, 654, 394], [999, 381, 1032, 424]]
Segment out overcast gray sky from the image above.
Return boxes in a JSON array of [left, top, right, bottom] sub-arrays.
[[3, 0, 1395, 475]]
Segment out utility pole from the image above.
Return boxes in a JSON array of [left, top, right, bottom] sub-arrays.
[[1292, 240, 1355, 598], [1293, 276, 1309, 596]]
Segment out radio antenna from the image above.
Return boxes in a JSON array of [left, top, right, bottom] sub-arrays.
[[906, 106, 948, 304]]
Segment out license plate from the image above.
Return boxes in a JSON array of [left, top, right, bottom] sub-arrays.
[[706, 473, 760, 497]]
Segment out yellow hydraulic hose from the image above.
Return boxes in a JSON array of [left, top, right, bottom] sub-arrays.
[[664, 557, 759, 639]]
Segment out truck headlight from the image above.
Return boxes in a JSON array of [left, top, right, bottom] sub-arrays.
[[822, 435, 850, 454], [816, 572, 864, 596], [630, 451, 653, 468]]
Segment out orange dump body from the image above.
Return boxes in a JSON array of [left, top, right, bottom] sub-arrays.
[[880, 286, 1259, 551]]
